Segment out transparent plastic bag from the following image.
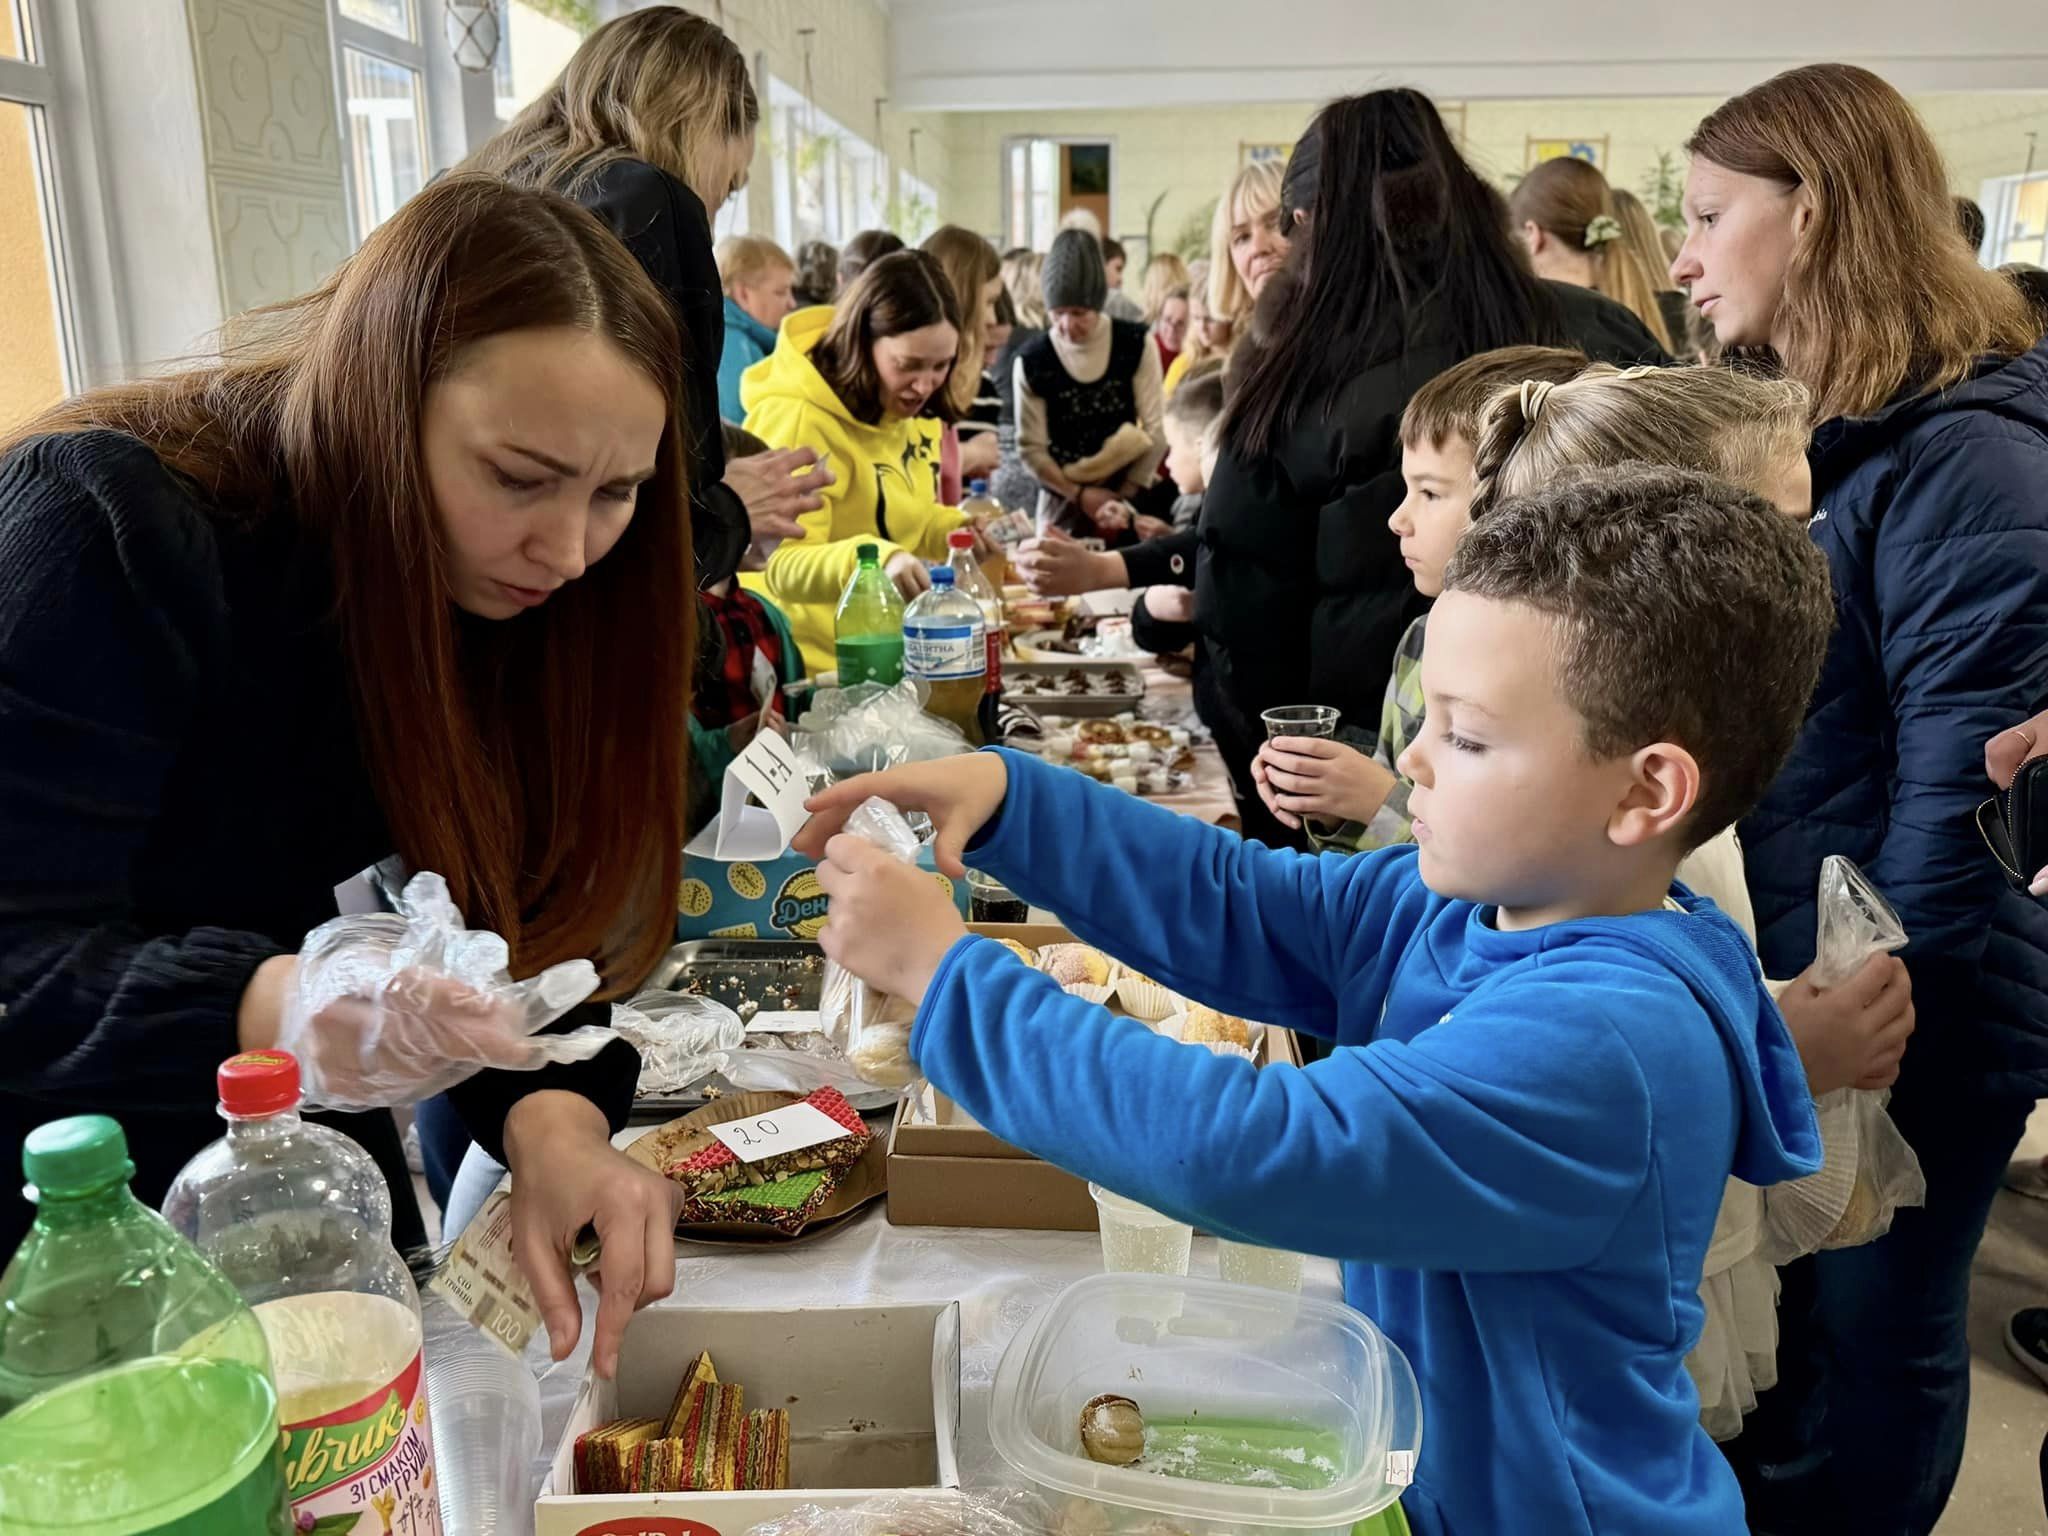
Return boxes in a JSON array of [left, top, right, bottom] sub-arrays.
[[796, 680, 971, 777], [744, 1491, 1046, 1536], [610, 991, 747, 1097], [817, 796, 926, 1092], [282, 871, 614, 1111], [1758, 857, 1926, 1261]]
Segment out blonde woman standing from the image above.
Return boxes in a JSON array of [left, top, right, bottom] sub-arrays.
[[922, 225, 1005, 493], [1164, 161, 1286, 394], [1672, 64, 2048, 1535], [1609, 187, 1700, 358], [1510, 156, 1676, 353], [464, 5, 831, 579]]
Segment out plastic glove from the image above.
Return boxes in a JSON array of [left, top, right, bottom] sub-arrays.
[[280, 872, 613, 1111]]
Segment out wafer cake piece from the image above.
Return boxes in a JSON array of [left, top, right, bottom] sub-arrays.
[[662, 1349, 720, 1435], [738, 1408, 792, 1490], [682, 1167, 840, 1236], [573, 1416, 661, 1494], [664, 1086, 871, 1196], [652, 1379, 747, 1491]]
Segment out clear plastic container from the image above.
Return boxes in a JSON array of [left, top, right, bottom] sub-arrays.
[[421, 1289, 540, 1536], [162, 1051, 442, 1534], [990, 1273, 1421, 1536]]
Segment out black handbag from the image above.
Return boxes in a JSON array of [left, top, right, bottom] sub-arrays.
[[1978, 755, 2048, 894]]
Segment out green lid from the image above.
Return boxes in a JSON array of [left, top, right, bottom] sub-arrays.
[[23, 1115, 135, 1201], [856, 542, 879, 562]]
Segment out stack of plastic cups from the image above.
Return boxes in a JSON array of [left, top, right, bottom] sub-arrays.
[[423, 1290, 543, 1536]]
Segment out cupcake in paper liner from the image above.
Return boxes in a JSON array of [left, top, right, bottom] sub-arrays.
[[1114, 970, 1185, 1022], [1063, 980, 1120, 1006], [1151, 1012, 1263, 1062], [1038, 943, 1117, 990], [1755, 1087, 1862, 1265]]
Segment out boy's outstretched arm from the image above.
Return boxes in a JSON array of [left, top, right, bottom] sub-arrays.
[[801, 748, 1423, 1035], [912, 942, 1672, 1275]]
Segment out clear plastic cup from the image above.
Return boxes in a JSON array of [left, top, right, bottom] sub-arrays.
[[1217, 1238, 1306, 1294], [1090, 1183, 1194, 1276], [425, 1294, 542, 1536], [1261, 705, 1341, 740]]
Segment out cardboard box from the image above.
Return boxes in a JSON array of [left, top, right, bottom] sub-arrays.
[[678, 838, 968, 941], [885, 924, 1304, 1232], [537, 1303, 962, 1536]]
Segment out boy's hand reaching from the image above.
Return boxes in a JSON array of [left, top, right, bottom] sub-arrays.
[[1252, 737, 1398, 830], [795, 755, 1011, 879], [1777, 953, 1916, 1095], [815, 835, 966, 1002]]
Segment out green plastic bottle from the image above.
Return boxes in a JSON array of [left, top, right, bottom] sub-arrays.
[[0, 1116, 291, 1536], [835, 541, 907, 687]]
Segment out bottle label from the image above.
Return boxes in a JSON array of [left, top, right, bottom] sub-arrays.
[[277, 1348, 439, 1534], [904, 619, 985, 682]]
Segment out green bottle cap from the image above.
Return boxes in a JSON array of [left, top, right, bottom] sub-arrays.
[[23, 1115, 135, 1202], [856, 542, 879, 563]]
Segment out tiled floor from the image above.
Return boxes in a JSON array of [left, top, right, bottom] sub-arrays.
[[1937, 1103, 2048, 1535]]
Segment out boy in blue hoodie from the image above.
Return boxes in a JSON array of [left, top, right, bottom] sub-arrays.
[[795, 465, 1832, 1536]]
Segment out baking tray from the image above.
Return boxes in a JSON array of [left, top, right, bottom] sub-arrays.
[[1002, 659, 1145, 717], [638, 941, 899, 1115]]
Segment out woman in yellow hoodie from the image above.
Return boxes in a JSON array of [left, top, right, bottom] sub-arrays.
[[741, 249, 988, 673]]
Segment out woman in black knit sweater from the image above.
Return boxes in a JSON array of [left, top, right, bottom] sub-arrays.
[[0, 179, 689, 1380]]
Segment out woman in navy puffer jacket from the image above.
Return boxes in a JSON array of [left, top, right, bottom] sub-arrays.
[[1674, 64, 2048, 1536]]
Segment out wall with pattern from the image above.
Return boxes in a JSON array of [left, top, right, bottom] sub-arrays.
[[186, 0, 352, 315]]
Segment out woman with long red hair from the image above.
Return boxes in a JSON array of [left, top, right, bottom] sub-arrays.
[[0, 176, 691, 1378]]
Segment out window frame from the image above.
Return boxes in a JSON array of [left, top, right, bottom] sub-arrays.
[[1, 0, 128, 392]]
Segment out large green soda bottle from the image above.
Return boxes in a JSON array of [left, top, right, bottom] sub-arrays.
[[0, 1116, 291, 1535], [835, 541, 906, 687]]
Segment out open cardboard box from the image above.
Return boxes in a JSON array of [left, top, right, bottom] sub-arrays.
[[536, 1303, 962, 1536], [886, 924, 1304, 1232]]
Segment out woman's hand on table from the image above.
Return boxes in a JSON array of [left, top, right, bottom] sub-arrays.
[[504, 1090, 682, 1379], [885, 549, 934, 600], [1252, 737, 1396, 830], [1013, 537, 1127, 597], [814, 835, 967, 1003], [1777, 954, 1916, 1095], [723, 447, 835, 554], [796, 754, 1011, 879]]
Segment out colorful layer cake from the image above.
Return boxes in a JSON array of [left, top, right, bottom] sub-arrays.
[[665, 1086, 871, 1196], [573, 1415, 661, 1495], [663, 1349, 719, 1435], [681, 1168, 839, 1236], [574, 1353, 795, 1495]]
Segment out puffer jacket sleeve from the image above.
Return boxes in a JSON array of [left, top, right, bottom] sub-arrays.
[[1868, 422, 2048, 965]]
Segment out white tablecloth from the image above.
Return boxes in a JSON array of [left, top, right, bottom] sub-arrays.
[[533, 1201, 1342, 1492]]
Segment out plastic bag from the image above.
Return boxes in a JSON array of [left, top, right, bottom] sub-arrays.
[[744, 1491, 1047, 1536], [610, 991, 747, 1097], [796, 680, 971, 778], [817, 796, 926, 1092], [281, 871, 614, 1111], [1758, 857, 1926, 1261]]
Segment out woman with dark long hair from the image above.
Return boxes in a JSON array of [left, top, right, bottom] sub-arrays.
[[1198, 89, 1665, 846], [0, 178, 691, 1377], [464, 4, 831, 579], [1674, 64, 2048, 1534]]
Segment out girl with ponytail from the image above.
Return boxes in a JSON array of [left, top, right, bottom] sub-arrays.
[[1511, 156, 1678, 353]]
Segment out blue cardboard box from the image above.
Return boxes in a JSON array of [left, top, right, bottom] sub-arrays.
[[677, 841, 968, 940]]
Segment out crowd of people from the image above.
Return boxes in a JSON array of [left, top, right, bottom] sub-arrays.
[[3, 4, 2047, 1534]]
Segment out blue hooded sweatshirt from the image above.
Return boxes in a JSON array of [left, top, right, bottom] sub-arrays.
[[912, 750, 1821, 1536], [718, 296, 779, 424]]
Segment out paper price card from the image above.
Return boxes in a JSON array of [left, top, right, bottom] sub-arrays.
[[706, 1101, 852, 1164]]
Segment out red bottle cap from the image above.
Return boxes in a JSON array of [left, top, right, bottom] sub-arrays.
[[217, 1050, 302, 1117], [947, 529, 974, 549]]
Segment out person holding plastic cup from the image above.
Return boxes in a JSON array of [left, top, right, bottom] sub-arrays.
[[0, 178, 688, 1378]]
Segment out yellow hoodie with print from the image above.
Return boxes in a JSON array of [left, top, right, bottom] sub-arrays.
[[739, 306, 964, 674]]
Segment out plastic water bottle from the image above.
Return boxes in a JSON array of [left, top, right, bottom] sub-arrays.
[[420, 1290, 541, 1536], [162, 1052, 442, 1535], [904, 565, 988, 745], [0, 1114, 292, 1534], [961, 477, 1006, 584], [947, 528, 1005, 697], [834, 541, 906, 687]]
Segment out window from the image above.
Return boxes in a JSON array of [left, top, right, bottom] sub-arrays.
[[0, 1, 78, 430], [1001, 136, 1113, 251], [767, 75, 888, 251], [331, 0, 428, 238], [494, 0, 581, 124], [1981, 171, 2048, 269]]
